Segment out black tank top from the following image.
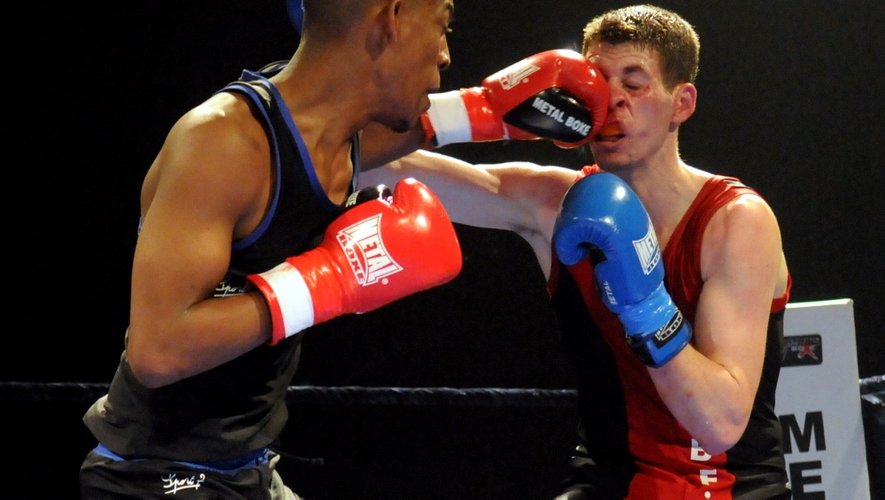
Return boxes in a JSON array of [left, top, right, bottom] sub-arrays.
[[83, 66, 359, 462]]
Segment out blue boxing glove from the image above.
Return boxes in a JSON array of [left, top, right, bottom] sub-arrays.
[[553, 173, 692, 367]]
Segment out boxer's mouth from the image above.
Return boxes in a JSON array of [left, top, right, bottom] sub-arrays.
[[595, 122, 624, 142]]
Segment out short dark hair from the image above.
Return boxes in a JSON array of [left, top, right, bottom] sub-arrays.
[[582, 4, 700, 88]]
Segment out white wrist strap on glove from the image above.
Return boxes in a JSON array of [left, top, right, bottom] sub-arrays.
[[426, 91, 473, 147], [252, 261, 315, 341]]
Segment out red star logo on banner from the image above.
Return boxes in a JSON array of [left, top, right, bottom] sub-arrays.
[[797, 341, 819, 360]]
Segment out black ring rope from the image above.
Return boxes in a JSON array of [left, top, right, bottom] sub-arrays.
[[0, 381, 578, 408], [4, 376, 881, 407], [287, 386, 579, 408]]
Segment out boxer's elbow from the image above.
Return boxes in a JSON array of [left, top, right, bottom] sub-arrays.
[[126, 329, 188, 389], [694, 412, 751, 456], [697, 431, 740, 456]]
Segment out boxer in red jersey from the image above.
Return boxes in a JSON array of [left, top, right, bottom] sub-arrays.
[[362, 5, 792, 498]]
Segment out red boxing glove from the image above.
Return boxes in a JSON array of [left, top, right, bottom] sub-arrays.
[[248, 178, 462, 345], [422, 49, 609, 149]]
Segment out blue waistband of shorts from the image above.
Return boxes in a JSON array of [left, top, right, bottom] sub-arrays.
[[93, 443, 270, 472]]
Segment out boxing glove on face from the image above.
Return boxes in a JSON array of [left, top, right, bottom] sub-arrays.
[[423, 49, 610, 149], [553, 173, 692, 367], [248, 178, 462, 345]]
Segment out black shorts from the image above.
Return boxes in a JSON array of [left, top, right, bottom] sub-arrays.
[[79, 444, 296, 499]]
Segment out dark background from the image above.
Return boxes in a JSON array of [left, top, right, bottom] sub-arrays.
[[5, 1, 883, 498]]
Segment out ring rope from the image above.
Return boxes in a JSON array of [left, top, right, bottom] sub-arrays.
[[0, 381, 578, 408], [5, 376, 880, 407]]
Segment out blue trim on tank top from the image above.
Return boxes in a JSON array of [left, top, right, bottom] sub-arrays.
[[93, 443, 270, 474], [218, 80, 283, 252], [243, 71, 341, 214]]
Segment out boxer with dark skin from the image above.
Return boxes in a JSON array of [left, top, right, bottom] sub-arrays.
[[79, 2, 460, 498]]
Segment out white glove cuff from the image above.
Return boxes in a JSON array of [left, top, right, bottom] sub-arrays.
[[426, 91, 472, 146], [249, 261, 315, 344]]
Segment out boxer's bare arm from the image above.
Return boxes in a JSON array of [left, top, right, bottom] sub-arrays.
[[360, 150, 576, 278], [128, 96, 273, 388]]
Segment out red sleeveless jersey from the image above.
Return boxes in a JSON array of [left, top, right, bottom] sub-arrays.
[[560, 165, 791, 499]]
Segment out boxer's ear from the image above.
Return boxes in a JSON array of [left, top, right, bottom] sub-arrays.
[[671, 82, 696, 125]]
